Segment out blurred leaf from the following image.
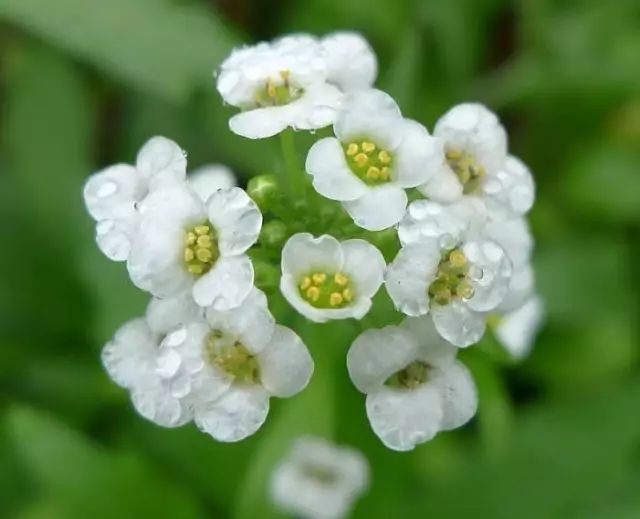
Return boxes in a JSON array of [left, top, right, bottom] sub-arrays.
[[0, 0, 239, 101], [6, 406, 202, 518]]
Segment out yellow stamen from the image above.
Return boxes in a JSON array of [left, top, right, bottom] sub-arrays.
[[196, 248, 212, 263], [346, 143, 359, 156], [329, 292, 344, 306], [334, 273, 349, 286], [380, 167, 390, 180], [361, 141, 376, 153], [267, 79, 277, 98], [342, 288, 353, 302], [197, 235, 212, 247], [449, 250, 467, 268], [366, 166, 381, 180], [354, 153, 369, 167], [306, 286, 320, 302], [194, 225, 210, 236], [378, 150, 391, 164], [185, 232, 196, 245], [300, 276, 312, 290], [312, 273, 327, 285]]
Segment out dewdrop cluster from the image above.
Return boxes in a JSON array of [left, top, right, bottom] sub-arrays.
[[84, 32, 543, 480]]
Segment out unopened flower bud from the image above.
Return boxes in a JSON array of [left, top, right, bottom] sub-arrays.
[[247, 174, 279, 211]]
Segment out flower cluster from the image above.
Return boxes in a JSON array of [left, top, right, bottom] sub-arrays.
[[84, 31, 543, 456]]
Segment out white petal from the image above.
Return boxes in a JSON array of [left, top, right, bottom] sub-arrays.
[[434, 103, 507, 173], [366, 385, 443, 451], [192, 254, 254, 310], [398, 198, 486, 249], [482, 216, 533, 270], [484, 155, 535, 220], [498, 263, 535, 313], [306, 137, 366, 201], [194, 385, 270, 442], [431, 361, 478, 430], [207, 187, 262, 256], [83, 164, 141, 221], [398, 317, 457, 368], [229, 107, 290, 139], [136, 136, 187, 189], [495, 295, 545, 359], [346, 326, 420, 393], [417, 163, 463, 203], [431, 300, 486, 347], [341, 239, 385, 298], [321, 31, 377, 91], [392, 119, 440, 188], [281, 233, 344, 279], [146, 292, 202, 335], [188, 164, 236, 202], [289, 82, 343, 130], [334, 89, 403, 148], [259, 325, 314, 397], [343, 185, 407, 231], [131, 381, 192, 428], [206, 288, 275, 353], [385, 243, 440, 316], [95, 219, 136, 262], [280, 275, 372, 323], [462, 239, 513, 312], [101, 319, 157, 388]]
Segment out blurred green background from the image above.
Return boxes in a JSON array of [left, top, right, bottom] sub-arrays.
[[1, 0, 639, 517]]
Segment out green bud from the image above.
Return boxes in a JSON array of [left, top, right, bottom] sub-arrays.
[[247, 174, 279, 211], [260, 220, 288, 248], [253, 260, 280, 291]]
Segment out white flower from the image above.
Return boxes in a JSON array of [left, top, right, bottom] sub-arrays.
[[347, 317, 478, 451], [493, 295, 545, 359], [386, 233, 512, 347], [216, 35, 343, 139], [83, 136, 187, 261], [157, 288, 314, 442], [306, 89, 440, 230], [418, 103, 535, 220], [126, 182, 261, 309], [320, 32, 377, 92], [271, 436, 369, 519], [188, 164, 236, 202], [280, 233, 385, 323], [101, 292, 201, 427]]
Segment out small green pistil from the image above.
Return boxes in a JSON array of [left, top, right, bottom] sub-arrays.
[[253, 71, 303, 107], [301, 463, 338, 484], [298, 272, 354, 309], [386, 361, 430, 389], [184, 223, 219, 276], [205, 330, 260, 384], [344, 140, 393, 186], [446, 148, 485, 194], [428, 249, 475, 306]]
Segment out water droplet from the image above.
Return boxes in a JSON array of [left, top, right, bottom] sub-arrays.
[[97, 181, 117, 198]]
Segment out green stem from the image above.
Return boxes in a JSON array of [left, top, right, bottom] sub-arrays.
[[279, 129, 305, 200]]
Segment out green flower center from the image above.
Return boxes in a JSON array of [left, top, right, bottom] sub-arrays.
[[301, 463, 338, 484], [205, 330, 260, 384], [344, 139, 393, 186], [184, 223, 219, 276], [445, 148, 485, 195], [428, 248, 475, 306], [298, 271, 354, 309], [386, 361, 431, 389], [253, 70, 304, 107]]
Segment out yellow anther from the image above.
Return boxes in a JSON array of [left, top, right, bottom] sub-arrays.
[[378, 150, 391, 164], [380, 167, 390, 180], [184, 248, 195, 262], [279, 70, 290, 81], [188, 264, 204, 275], [300, 277, 312, 290], [329, 292, 344, 306], [194, 225, 210, 236], [197, 235, 212, 247], [346, 143, 359, 156], [312, 273, 327, 285], [354, 153, 369, 167], [334, 273, 349, 286], [449, 250, 467, 268], [434, 288, 452, 306], [457, 281, 475, 299], [361, 141, 376, 153], [342, 288, 353, 302], [196, 248, 213, 263], [185, 232, 196, 245], [306, 286, 320, 302], [366, 166, 381, 180], [446, 149, 462, 160]]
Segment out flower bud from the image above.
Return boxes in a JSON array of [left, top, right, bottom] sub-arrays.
[[247, 174, 279, 211], [260, 220, 288, 248]]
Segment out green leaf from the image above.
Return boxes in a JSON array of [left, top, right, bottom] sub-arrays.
[[6, 406, 202, 519], [0, 0, 239, 101]]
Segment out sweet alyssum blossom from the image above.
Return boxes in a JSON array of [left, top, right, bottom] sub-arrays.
[[320, 32, 377, 92], [280, 233, 385, 323], [418, 103, 535, 221], [216, 34, 344, 139], [101, 292, 201, 427], [126, 181, 261, 309], [83, 136, 187, 261], [306, 89, 440, 230], [156, 289, 314, 442], [188, 164, 236, 202], [347, 317, 477, 451], [492, 295, 545, 360], [271, 436, 370, 519]]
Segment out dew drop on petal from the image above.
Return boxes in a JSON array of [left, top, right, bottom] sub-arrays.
[[469, 265, 484, 281], [97, 181, 118, 198], [165, 327, 187, 347]]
